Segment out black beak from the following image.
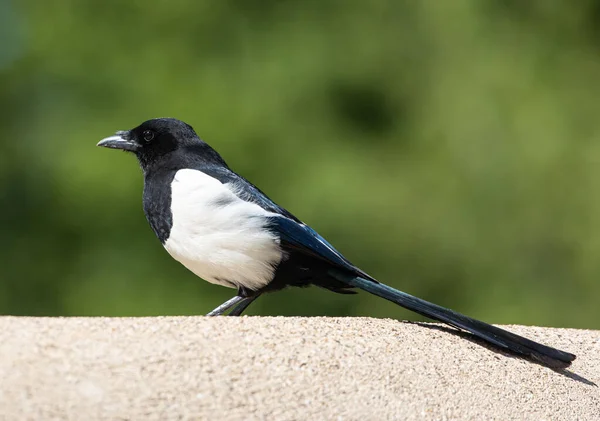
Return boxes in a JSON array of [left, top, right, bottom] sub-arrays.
[[97, 131, 140, 152]]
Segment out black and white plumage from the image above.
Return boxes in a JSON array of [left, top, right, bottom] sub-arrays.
[[98, 118, 576, 368]]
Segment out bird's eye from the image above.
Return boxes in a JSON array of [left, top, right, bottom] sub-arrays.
[[143, 130, 155, 142]]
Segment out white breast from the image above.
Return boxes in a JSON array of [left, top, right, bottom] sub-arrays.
[[164, 169, 283, 291]]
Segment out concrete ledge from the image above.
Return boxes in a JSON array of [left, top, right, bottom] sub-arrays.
[[0, 316, 598, 420]]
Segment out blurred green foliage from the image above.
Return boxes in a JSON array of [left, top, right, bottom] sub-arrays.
[[1, 0, 599, 328]]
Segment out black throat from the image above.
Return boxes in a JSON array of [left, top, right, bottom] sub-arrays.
[[142, 168, 177, 244]]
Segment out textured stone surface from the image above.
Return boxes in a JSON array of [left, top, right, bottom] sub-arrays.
[[0, 316, 598, 420]]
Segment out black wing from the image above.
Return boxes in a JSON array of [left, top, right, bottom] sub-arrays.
[[202, 165, 373, 279]]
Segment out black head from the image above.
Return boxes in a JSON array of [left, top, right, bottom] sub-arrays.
[[98, 118, 225, 171]]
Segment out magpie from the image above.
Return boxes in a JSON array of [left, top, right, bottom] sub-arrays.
[[98, 117, 576, 368]]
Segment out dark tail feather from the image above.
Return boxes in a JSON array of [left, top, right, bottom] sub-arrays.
[[329, 270, 576, 368]]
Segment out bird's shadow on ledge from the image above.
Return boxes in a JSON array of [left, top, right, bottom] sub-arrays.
[[408, 321, 597, 387]]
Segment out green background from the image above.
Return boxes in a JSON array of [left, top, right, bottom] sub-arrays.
[[1, 0, 599, 328]]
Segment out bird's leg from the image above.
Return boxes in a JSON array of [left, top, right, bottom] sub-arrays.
[[206, 295, 246, 316], [207, 287, 261, 316], [227, 295, 259, 316]]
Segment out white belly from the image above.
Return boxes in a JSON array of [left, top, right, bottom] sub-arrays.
[[164, 169, 283, 291]]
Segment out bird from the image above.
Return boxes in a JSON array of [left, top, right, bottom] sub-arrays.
[[97, 117, 576, 368]]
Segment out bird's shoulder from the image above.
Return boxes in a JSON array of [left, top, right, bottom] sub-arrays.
[[198, 165, 301, 222], [197, 166, 369, 277]]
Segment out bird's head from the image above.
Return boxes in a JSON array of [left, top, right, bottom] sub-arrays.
[[98, 118, 220, 171]]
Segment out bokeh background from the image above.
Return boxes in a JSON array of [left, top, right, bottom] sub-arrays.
[[1, 0, 599, 329]]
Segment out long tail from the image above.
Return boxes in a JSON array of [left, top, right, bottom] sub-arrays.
[[329, 270, 576, 368]]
